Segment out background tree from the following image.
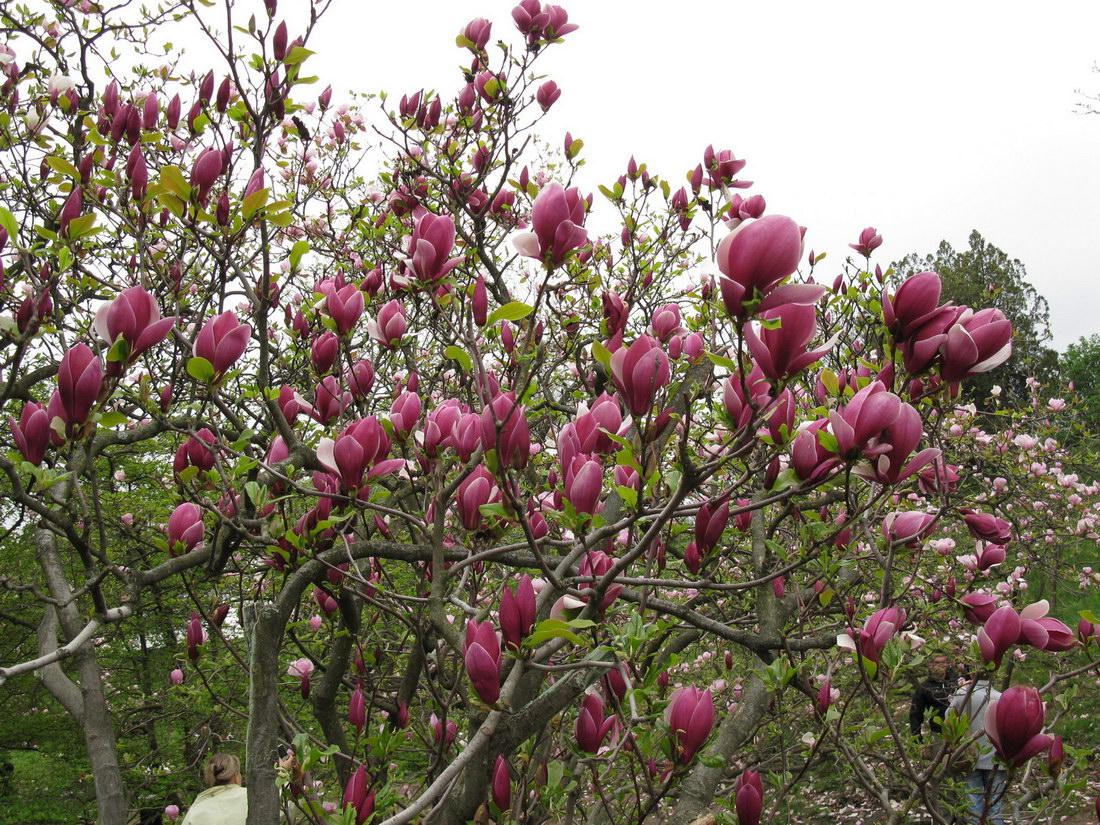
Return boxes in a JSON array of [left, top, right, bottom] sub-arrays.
[[892, 230, 1059, 406]]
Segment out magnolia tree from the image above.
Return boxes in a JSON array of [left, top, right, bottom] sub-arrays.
[[0, 2, 1098, 825]]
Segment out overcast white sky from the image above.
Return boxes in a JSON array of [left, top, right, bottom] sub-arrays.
[[304, 0, 1100, 351]]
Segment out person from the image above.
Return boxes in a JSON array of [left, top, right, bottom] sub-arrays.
[[910, 653, 956, 742], [948, 672, 1006, 825], [181, 753, 247, 825]]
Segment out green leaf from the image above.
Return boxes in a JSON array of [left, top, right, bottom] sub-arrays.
[[105, 336, 130, 363], [546, 760, 565, 789], [283, 46, 314, 65], [97, 411, 128, 428], [769, 468, 800, 492], [289, 240, 310, 268], [445, 345, 473, 372], [0, 207, 17, 243], [1080, 609, 1099, 624], [157, 192, 186, 218], [705, 351, 737, 371], [486, 301, 534, 325], [46, 156, 80, 179], [616, 485, 637, 507], [591, 340, 612, 370], [241, 188, 269, 220], [478, 502, 509, 519], [187, 356, 215, 382], [527, 618, 585, 647], [65, 213, 98, 239], [159, 165, 191, 199], [759, 315, 783, 331]]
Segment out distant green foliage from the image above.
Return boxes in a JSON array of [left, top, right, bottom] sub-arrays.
[[893, 230, 1059, 406], [1061, 333, 1100, 435]]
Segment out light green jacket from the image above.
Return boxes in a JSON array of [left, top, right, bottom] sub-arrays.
[[180, 783, 248, 825]]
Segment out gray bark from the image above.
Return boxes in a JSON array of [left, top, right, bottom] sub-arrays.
[[36, 526, 128, 825]]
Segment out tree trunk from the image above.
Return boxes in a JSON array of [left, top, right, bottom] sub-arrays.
[[245, 602, 284, 825], [36, 527, 129, 825]]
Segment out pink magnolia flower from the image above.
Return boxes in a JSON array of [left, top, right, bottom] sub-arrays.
[[464, 620, 502, 704], [500, 574, 537, 651], [978, 605, 1020, 667], [734, 770, 764, 825], [193, 312, 251, 380], [165, 805, 180, 821], [722, 367, 772, 431], [402, 212, 463, 286], [94, 287, 174, 369], [961, 509, 1013, 545], [452, 412, 484, 463], [564, 454, 602, 515], [491, 755, 511, 812], [513, 183, 588, 268], [345, 359, 375, 398], [170, 668, 184, 686], [1017, 600, 1076, 652], [829, 381, 902, 460], [665, 686, 715, 762], [536, 79, 560, 110], [939, 307, 1013, 383], [558, 393, 623, 467], [985, 686, 1053, 766], [322, 283, 365, 336], [717, 215, 821, 318], [790, 420, 841, 481], [471, 276, 488, 326], [576, 693, 616, 754], [173, 428, 218, 474], [853, 401, 940, 485], [960, 592, 1000, 625], [430, 712, 458, 746], [312, 377, 350, 426], [9, 401, 51, 465], [189, 147, 224, 200], [609, 335, 670, 417], [367, 299, 407, 349], [456, 466, 501, 531], [343, 764, 374, 825], [481, 392, 531, 469], [695, 498, 730, 553], [579, 550, 622, 611], [390, 391, 422, 440], [841, 606, 906, 665], [650, 303, 685, 342], [460, 17, 492, 51], [882, 511, 937, 548], [746, 304, 833, 381], [185, 612, 206, 661], [348, 681, 366, 732], [167, 503, 204, 554], [849, 226, 882, 257], [57, 344, 103, 434], [287, 657, 314, 698]]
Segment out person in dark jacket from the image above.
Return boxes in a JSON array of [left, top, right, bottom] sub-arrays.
[[910, 654, 956, 740]]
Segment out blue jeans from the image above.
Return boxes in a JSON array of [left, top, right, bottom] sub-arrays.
[[963, 769, 1006, 824]]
